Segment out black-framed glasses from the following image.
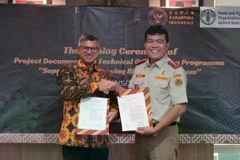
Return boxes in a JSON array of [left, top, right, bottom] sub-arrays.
[[79, 46, 98, 53]]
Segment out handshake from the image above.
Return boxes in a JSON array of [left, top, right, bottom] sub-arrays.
[[97, 79, 118, 94]]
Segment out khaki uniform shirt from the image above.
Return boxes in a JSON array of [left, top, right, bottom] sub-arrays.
[[128, 55, 188, 122]]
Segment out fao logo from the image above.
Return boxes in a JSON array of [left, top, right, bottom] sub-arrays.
[[148, 8, 168, 26], [201, 9, 216, 25]]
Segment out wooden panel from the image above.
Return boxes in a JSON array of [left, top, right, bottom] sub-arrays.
[[0, 144, 62, 160], [66, 0, 88, 5], [109, 143, 214, 160], [0, 143, 213, 160], [178, 144, 214, 160], [109, 144, 135, 160], [47, 0, 52, 4], [0, 0, 8, 3], [129, 0, 148, 6]]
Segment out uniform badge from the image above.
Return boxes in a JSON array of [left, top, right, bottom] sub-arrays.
[[173, 74, 182, 78], [174, 78, 183, 87], [162, 71, 166, 75], [136, 74, 145, 78], [155, 76, 168, 81]]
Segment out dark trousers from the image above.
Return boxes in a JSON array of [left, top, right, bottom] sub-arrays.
[[62, 146, 109, 160]]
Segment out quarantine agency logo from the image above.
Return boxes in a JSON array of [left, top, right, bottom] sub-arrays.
[[148, 8, 168, 26]]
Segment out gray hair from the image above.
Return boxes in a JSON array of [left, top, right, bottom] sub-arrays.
[[78, 33, 99, 47]]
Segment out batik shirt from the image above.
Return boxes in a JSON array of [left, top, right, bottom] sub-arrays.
[[56, 59, 118, 148]]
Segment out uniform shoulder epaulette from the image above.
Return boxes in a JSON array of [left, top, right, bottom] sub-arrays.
[[135, 58, 147, 65], [167, 59, 181, 69]]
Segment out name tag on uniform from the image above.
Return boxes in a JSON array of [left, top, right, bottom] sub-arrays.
[[136, 74, 145, 78], [174, 74, 182, 78], [155, 76, 168, 81]]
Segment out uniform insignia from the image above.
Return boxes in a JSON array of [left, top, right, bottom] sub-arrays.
[[173, 74, 182, 78], [135, 84, 140, 89], [174, 78, 183, 87], [136, 74, 145, 78], [155, 76, 168, 81], [135, 58, 148, 65], [162, 71, 166, 75], [167, 59, 181, 69]]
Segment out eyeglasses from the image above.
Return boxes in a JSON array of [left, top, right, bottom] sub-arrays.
[[79, 46, 98, 53]]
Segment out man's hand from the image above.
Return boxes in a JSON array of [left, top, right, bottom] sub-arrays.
[[107, 111, 118, 122], [107, 81, 126, 95], [107, 81, 117, 91], [97, 79, 109, 93], [136, 126, 157, 136]]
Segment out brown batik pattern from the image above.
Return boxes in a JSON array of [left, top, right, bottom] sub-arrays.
[[56, 59, 118, 148]]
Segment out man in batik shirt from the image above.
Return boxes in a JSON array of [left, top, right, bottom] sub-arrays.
[[56, 33, 118, 160]]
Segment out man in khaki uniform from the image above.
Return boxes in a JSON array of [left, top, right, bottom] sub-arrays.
[[108, 25, 188, 160]]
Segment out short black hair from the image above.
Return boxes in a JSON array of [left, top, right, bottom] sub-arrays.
[[144, 25, 169, 42]]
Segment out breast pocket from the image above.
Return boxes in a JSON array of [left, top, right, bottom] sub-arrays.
[[151, 80, 169, 100], [133, 78, 145, 89]]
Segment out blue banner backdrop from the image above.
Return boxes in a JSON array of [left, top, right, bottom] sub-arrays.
[[0, 5, 239, 134]]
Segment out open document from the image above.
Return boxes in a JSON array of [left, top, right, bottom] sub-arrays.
[[77, 97, 108, 131], [117, 92, 149, 131]]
